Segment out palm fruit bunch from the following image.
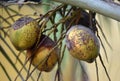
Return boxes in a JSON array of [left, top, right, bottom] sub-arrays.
[[9, 16, 59, 72], [65, 25, 100, 63]]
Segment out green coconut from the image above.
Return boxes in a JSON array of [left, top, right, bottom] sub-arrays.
[[9, 16, 40, 50]]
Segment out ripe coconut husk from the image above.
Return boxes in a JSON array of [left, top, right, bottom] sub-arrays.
[[65, 25, 100, 63], [26, 35, 59, 72]]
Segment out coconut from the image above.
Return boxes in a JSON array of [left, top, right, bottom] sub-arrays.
[[65, 25, 100, 63], [26, 35, 59, 72], [9, 16, 40, 50]]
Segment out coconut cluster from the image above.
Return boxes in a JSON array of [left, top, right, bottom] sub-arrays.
[[9, 16, 100, 72], [9, 16, 59, 72]]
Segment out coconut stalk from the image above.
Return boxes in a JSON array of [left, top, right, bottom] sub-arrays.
[[52, 0, 120, 21]]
